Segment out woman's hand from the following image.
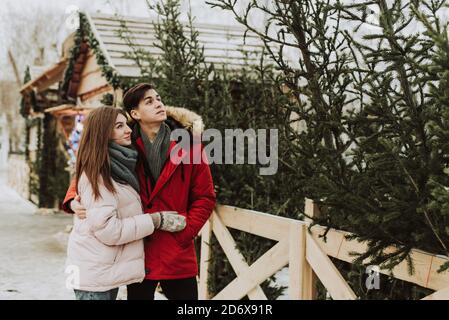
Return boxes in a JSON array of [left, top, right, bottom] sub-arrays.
[[151, 211, 186, 232], [71, 195, 87, 220]]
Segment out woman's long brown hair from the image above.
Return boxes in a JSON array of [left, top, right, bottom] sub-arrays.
[[75, 106, 128, 200]]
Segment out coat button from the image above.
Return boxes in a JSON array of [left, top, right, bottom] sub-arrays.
[[147, 203, 152, 209]]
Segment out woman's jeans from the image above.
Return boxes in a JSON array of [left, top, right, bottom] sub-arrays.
[[74, 288, 119, 300]]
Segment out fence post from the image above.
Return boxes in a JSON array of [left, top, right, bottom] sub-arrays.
[[304, 198, 321, 299], [198, 217, 213, 300], [289, 220, 305, 299]]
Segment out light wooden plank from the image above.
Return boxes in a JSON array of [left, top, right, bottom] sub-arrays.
[[304, 198, 321, 299], [427, 255, 449, 290], [306, 233, 357, 300], [212, 238, 289, 300], [106, 45, 262, 60], [97, 30, 263, 46], [109, 57, 150, 67], [301, 231, 314, 299], [385, 248, 431, 288], [305, 198, 321, 221], [91, 13, 259, 34], [79, 50, 99, 76], [310, 226, 345, 258], [310, 225, 449, 291], [86, 13, 116, 69], [96, 22, 259, 37], [115, 62, 259, 78], [108, 49, 261, 62], [80, 85, 113, 103], [113, 88, 123, 108], [92, 17, 260, 37], [115, 66, 142, 78], [103, 40, 264, 53], [199, 220, 212, 300], [111, 57, 259, 71], [216, 205, 296, 241], [211, 211, 267, 300], [95, 25, 261, 43], [289, 221, 303, 299], [77, 69, 109, 97]]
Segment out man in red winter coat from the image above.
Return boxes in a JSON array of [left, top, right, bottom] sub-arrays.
[[63, 83, 216, 300]]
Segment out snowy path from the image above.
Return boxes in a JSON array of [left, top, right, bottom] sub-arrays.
[[0, 171, 74, 300]]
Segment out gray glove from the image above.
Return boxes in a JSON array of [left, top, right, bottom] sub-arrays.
[[151, 211, 186, 232]]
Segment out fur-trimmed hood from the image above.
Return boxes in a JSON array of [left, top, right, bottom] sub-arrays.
[[165, 106, 204, 135]]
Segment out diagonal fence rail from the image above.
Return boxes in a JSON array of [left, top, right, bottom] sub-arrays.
[[198, 200, 449, 300]]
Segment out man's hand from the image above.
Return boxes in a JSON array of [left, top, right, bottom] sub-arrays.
[[71, 195, 86, 220]]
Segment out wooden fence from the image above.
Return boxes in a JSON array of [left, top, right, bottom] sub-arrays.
[[198, 199, 449, 300]]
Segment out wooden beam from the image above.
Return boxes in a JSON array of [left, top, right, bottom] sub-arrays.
[[212, 238, 289, 300], [198, 220, 212, 300], [215, 205, 293, 241], [289, 221, 307, 299], [306, 233, 357, 300], [304, 198, 320, 299], [77, 57, 110, 97], [211, 211, 267, 300], [79, 84, 113, 102], [310, 225, 449, 291], [85, 13, 117, 70], [114, 88, 124, 108]]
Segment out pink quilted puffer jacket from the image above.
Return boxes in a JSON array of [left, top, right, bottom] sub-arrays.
[[66, 173, 155, 292]]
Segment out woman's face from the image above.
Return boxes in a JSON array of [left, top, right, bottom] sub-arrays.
[[111, 114, 132, 146]]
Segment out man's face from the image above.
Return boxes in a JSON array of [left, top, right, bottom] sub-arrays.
[[130, 89, 167, 125]]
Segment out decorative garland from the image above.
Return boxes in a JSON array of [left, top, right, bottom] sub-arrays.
[[61, 15, 85, 100], [62, 12, 124, 99]]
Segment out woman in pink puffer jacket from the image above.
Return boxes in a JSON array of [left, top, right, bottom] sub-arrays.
[[66, 106, 185, 300]]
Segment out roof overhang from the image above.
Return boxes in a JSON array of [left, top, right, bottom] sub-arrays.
[[20, 59, 68, 95], [44, 104, 94, 117]]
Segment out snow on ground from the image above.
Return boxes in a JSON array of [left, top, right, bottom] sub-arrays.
[[273, 267, 289, 300], [0, 171, 74, 299], [0, 171, 167, 300]]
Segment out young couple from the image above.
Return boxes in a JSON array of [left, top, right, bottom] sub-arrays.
[[63, 83, 216, 300]]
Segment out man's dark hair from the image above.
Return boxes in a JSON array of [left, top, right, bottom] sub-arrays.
[[122, 83, 154, 115]]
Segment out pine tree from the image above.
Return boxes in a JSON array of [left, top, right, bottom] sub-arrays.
[[209, 0, 449, 298], [336, 0, 449, 267]]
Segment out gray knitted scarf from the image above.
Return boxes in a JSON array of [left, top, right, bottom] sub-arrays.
[[108, 141, 140, 192], [140, 123, 171, 182]]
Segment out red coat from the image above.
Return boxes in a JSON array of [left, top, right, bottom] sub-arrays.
[[63, 120, 216, 280]]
